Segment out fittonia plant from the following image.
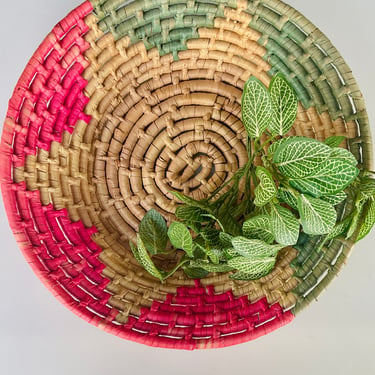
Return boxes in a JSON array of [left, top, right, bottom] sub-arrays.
[[130, 73, 375, 281]]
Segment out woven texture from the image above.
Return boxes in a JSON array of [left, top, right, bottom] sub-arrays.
[[0, 0, 372, 349]]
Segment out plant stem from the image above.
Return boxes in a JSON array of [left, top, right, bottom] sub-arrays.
[[163, 259, 190, 280]]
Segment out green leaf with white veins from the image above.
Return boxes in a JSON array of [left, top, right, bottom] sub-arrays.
[[270, 204, 300, 246], [168, 222, 194, 257], [273, 137, 331, 179], [269, 73, 298, 135], [139, 209, 168, 254], [242, 215, 275, 244], [278, 187, 298, 210], [254, 167, 277, 207], [290, 159, 359, 197], [189, 260, 235, 273], [175, 205, 208, 222], [135, 236, 164, 281], [268, 136, 298, 155], [231, 236, 284, 257], [330, 147, 358, 166], [321, 191, 347, 206], [357, 199, 375, 242], [241, 76, 272, 138], [228, 256, 276, 280], [297, 194, 337, 235]]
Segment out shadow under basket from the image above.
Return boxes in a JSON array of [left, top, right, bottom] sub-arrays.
[[0, 0, 372, 349]]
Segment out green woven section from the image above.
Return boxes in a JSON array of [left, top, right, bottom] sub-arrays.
[[245, 1, 368, 122], [90, 0, 237, 59]]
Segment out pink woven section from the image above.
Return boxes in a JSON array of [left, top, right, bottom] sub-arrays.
[[115, 280, 294, 349], [1, 181, 118, 326], [0, 1, 121, 330], [5, 2, 92, 169]]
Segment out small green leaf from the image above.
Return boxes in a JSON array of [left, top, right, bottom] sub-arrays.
[[138, 209, 168, 254], [347, 209, 361, 239], [220, 213, 242, 236], [219, 232, 233, 247], [201, 214, 225, 232], [129, 241, 143, 266], [268, 136, 298, 155], [357, 199, 375, 241], [223, 247, 241, 260], [189, 260, 235, 273], [358, 177, 375, 199], [175, 205, 208, 222], [241, 76, 272, 138], [182, 264, 210, 279], [135, 236, 164, 281], [278, 187, 298, 210], [273, 137, 331, 179], [231, 236, 284, 257], [167, 222, 193, 257], [270, 204, 300, 246], [327, 216, 352, 240], [171, 191, 209, 210], [324, 135, 346, 148], [242, 215, 275, 244], [269, 73, 298, 136], [254, 167, 278, 207], [297, 194, 337, 235], [228, 256, 276, 280], [290, 159, 359, 197], [194, 241, 220, 264], [330, 147, 358, 166], [200, 228, 222, 248], [321, 191, 347, 206]]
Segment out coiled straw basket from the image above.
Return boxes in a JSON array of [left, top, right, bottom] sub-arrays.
[[0, 0, 372, 349]]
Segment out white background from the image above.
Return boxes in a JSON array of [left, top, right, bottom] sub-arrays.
[[0, 1, 374, 374]]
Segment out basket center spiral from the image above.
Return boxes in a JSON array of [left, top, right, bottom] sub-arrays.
[[87, 27, 260, 245]]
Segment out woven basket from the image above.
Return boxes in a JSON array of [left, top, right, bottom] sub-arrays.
[[0, 0, 372, 350]]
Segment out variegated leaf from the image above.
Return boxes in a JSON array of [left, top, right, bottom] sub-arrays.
[[134, 236, 164, 281], [189, 260, 235, 273], [278, 187, 298, 209], [219, 232, 233, 248], [167, 222, 193, 257], [269, 73, 298, 135], [327, 216, 352, 240], [175, 205, 207, 222], [357, 199, 375, 241], [290, 159, 359, 197], [182, 264, 210, 279], [321, 191, 347, 206], [330, 147, 358, 166], [273, 137, 331, 178], [231, 236, 284, 257], [241, 76, 272, 138], [254, 167, 278, 207], [270, 204, 300, 246], [223, 247, 241, 259], [139, 209, 168, 254], [297, 194, 337, 235], [358, 177, 375, 199], [228, 256, 276, 280], [242, 215, 275, 244], [268, 136, 298, 155]]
